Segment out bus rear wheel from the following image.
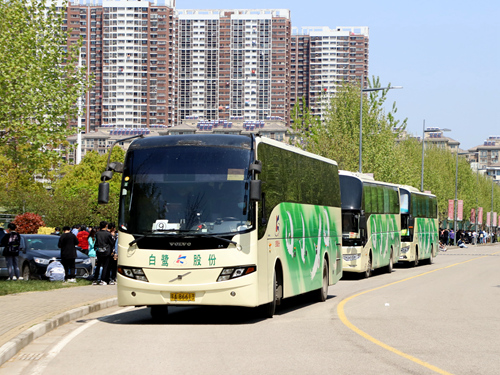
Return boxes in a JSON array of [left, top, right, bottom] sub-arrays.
[[315, 261, 329, 302]]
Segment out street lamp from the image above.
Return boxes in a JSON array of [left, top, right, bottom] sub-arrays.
[[359, 76, 402, 173], [454, 151, 470, 246], [420, 124, 451, 191]]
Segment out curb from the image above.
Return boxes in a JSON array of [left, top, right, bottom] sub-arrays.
[[0, 297, 118, 367]]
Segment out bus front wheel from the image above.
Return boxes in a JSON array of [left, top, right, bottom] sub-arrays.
[[385, 248, 394, 274], [413, 249, 419, 267], [265, 269, 282, 318], [364, 253, 372, 278], [428, 246, 434, 264]]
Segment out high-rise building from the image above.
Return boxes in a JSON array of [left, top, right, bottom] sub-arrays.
[[291, 26, 369, 118], [61, 1, 368, 131], [64, 0, 177, 133], [176, 9, 291, 123]]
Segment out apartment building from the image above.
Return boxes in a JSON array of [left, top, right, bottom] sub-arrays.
[[291, 26, 369, 118], [469, 136, 500, 180], [60, 1, 368, 133], [176, 9, 291, 123], [64, 0, 177, 133]]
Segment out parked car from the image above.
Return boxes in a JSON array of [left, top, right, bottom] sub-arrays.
[[0, 234, 92, 280]]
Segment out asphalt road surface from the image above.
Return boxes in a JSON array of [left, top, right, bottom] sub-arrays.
[[3, 244, 500, 375]]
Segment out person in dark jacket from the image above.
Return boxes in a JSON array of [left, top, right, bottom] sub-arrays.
[[1, 223, 22, 280], [58, 226, 79, 282], [94, 221, 115, 285]]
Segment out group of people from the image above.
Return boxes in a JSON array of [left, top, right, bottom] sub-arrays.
[[439, 228, 498, 249], [47, 221, 118, 284]]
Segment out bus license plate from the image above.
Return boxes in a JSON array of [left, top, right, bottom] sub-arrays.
[[170, 292, 195, 302]]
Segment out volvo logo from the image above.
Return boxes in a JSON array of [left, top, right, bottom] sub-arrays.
[[169, 242, 192, 247]]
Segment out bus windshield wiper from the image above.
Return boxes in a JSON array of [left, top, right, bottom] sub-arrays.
[[196, 233, 239, 247], [129, 229, 193, 246]]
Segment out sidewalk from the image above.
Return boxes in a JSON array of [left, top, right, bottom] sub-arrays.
[[0, 284, 118, 366]]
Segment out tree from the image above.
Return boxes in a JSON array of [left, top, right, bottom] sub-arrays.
[[44, 148, 125, 227], [291, 77, 407, 182], [0, 0, 90, 179]]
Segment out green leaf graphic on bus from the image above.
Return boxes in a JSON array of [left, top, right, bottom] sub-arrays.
[[415, 218, 438, 257], [278, 202, 341, 295], [368, 214, 400, 266]]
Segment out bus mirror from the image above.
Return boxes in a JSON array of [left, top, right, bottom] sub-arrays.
[[249, 160, 262, 174], [408, 216, 415, 227], [98, 182, 110, 204], [101, 170, 114, 182], [359, 216, 367, 230], [109, 161, 124, 173], [250, 180, 262, 201]]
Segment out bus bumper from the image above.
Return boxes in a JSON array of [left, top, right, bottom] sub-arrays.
[[398, 243, 414, 262], [117, 271, 260, 308], [341, 246, 368, 273]]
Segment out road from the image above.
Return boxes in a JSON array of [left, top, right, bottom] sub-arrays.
[[2, 245, 500, 375]]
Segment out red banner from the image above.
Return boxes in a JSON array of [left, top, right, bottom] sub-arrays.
[[494, 212, 498, 227], [470, 208, 476, 224], [487, 212, 491, 227], [478, 207, 483, 225], [457, 200, 463, 221], [448, 200, 454, 220]]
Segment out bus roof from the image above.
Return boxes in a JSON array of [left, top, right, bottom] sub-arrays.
[[399, 185, 436, 198], [339, 170, 400, 189], [128, 134, 253, 151], [256, 137, 338, 166]]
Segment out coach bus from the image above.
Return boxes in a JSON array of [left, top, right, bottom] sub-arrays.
[[398, 185, 438, 266], [98, 134, 343, 319], [339, 171, 401, 278]]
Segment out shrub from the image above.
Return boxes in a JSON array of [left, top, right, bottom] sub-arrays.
[[12, 213, 46, 234]]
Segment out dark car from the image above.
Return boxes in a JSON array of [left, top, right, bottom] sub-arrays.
[[0, 234, 92, 280]]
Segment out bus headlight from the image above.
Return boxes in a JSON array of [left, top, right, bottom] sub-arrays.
[[118, 266, 149, 282], [401, 246, 410, 253], [343, 254, 361, 262], [217, 265, 256, 282]]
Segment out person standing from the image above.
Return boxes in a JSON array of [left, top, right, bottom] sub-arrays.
[[58, 226, 79, 282], [94, 221, 114, 285], [87, 227, 97, 280], [77, 226, 90, 256], [0, 223, 22, 281]]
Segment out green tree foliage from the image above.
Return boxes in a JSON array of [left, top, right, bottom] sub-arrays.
[[291, 77, 407, 181], [291, 78, 500, 226], [44, 148, 125, 227], [0, 0, 90, 178], [1, 149, 124, 227]]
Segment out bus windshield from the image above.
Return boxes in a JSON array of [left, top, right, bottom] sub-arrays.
[[119, 145, 254, 236]]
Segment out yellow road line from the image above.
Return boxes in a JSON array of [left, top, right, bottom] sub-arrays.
[[337, 252, 499, 374]]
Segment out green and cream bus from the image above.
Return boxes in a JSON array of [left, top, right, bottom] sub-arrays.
[[398, 185, 438, 266], [98, 134, 343, 318], [339, 171, 401, 278]]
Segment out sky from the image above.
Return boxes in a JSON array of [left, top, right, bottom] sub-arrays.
[[177, 0, 500, 150]]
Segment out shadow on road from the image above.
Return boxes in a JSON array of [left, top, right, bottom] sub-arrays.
[[96, 291, 338, 326]]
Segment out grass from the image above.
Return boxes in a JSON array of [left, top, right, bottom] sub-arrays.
[[0, 278, 92, 296]]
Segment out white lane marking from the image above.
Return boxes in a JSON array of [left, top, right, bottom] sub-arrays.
[[31, 307, 133, 375]]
